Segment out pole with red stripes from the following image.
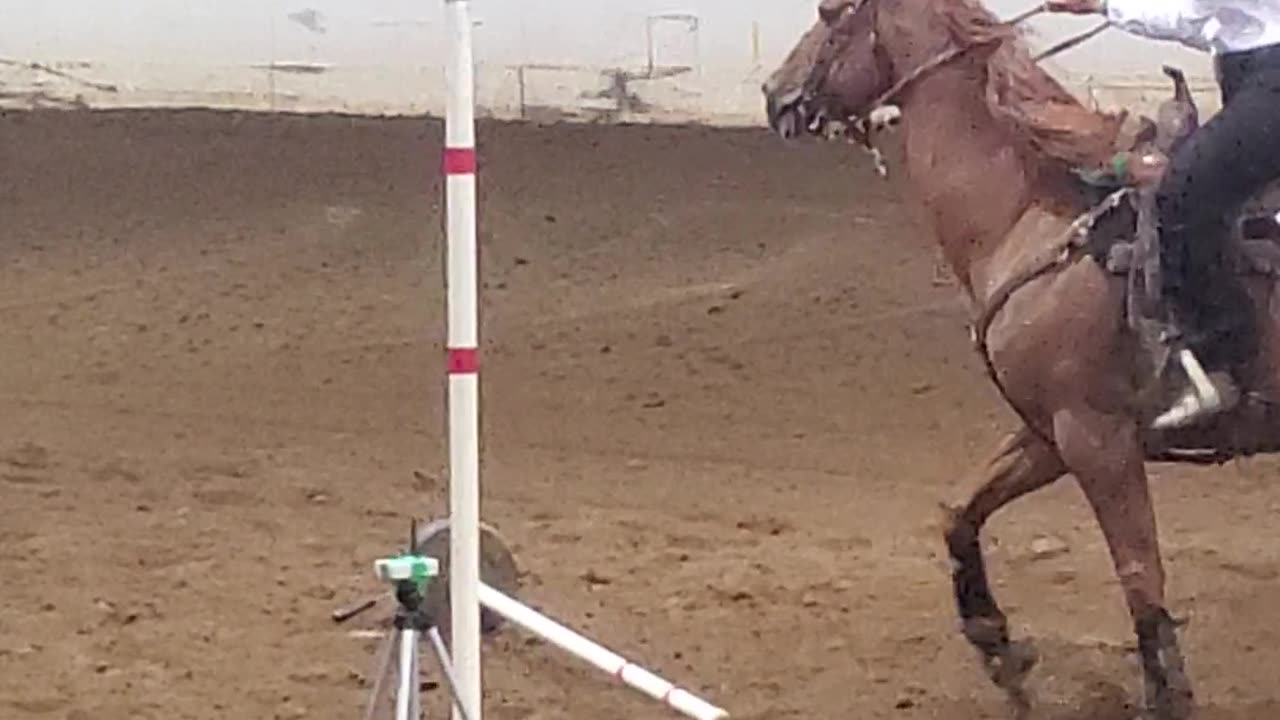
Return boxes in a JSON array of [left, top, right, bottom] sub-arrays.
[[434, 5, 728, 720], [442, 1, 482, 720]]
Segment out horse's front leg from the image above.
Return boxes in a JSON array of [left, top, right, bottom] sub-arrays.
[[1054, 406, 1194, 720], [943, 425, 1066, 710]]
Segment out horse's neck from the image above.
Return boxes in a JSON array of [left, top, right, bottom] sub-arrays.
[[896, 66, 1044, 301]]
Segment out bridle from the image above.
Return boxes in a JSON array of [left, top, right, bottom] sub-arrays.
[[800, 1, 1110, 140], [798, 0, 887, 139]]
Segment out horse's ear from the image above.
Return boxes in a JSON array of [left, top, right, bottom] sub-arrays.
[[818, 0, 856, 23], [1120, 114, 1158, 151]]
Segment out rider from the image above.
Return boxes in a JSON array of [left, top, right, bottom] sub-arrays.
[[1048, 0, 1280, 429]]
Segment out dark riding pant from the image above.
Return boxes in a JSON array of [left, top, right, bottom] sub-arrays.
[[1157, 43, 1280, 365]]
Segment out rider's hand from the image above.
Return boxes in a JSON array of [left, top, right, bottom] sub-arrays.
[[1046, 0, 1105, 14]]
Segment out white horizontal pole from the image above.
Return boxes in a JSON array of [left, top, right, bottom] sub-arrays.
[[478, 583, 730, 720]]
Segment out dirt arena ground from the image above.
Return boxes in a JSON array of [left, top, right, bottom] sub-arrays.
[[3, 108, 1280, 720]]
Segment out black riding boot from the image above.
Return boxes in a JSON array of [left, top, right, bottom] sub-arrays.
[[1161, 221, 1257, 373]]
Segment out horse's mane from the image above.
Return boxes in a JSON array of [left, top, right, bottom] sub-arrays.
[[935, 0, 1131, 170]]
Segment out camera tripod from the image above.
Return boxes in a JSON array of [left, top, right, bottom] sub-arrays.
[[346, 522, 475, 720]]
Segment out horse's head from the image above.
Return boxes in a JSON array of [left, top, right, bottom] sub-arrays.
[[762, 0, 892, 139]]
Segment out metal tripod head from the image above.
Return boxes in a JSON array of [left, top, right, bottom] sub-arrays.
[[382, 520, 436, 632]]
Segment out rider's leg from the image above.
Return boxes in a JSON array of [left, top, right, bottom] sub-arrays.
[[1151, 59, 1280, 427]]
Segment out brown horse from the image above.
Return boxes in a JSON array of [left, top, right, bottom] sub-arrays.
[[763, 0, 1280, 717]]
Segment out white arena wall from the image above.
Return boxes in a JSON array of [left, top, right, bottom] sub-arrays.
[[0, 0, 1221, 123]]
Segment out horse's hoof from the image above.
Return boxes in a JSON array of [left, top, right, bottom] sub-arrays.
[[1147, 689, 1195, 720], [1139, 693, 1194, 720], [1008, 691, 1034, 720], [1146, 702, 1192, 712], [988, 639, 1039, 691]]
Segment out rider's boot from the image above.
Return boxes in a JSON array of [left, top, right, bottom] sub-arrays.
[[1151, 345, 1238, 430], [1150, 291, 1248, 430]]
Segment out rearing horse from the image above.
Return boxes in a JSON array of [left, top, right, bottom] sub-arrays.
[[763, 0, 1280, 717]]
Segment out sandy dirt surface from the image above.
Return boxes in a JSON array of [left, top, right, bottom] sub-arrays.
[[2, 108, 1280, 720]]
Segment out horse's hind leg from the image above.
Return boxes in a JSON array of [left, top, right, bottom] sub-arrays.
[[943, 425, 1066, 704], [1055, 406, 1193, 720]]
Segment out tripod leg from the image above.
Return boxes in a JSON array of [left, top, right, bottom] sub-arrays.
[[364, 631, 398, 720], [396, 629, 419, 720], [410, 639, 421, 720], [427, 627, 475, 720]]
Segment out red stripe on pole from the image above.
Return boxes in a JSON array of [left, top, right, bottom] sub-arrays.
[[442, 147, 477, 175], [447, 347, 479, 374]]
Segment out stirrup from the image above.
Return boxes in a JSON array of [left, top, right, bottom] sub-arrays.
[[1150, 348, 1237, 430]]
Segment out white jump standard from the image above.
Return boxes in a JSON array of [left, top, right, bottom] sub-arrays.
[[441, 0, 482, 718], [441, 0, 730, 715], [337, 0, 732, 718]]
